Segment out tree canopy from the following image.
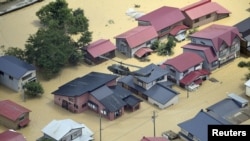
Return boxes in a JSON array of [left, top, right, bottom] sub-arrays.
[[23, 0, 92, 79]]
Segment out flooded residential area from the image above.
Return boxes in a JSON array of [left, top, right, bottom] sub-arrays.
[[0, 0, 250, 141]]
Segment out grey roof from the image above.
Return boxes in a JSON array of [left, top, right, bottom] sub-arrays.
[[178, 110, 230, 141], [135, 63, 168, 83], [118, 75, 179, 105], [109, 85, 131, 99], [0, 55, 35, 79], [234, 17, 250, 37], [91, 85, 126, 112], [52, 72, 118, 96], [123, 95, 142, 107]]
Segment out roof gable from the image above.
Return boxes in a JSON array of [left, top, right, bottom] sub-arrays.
[[0, 100, 31, 121], [137, 6, 185, 31], [52, 72, 118, 96], [190, 24, 241, 52], [164, 52, 204, 72], [135, 63, 168, 83], [42, 119, 85, 140], [0, 55, 35, 79], [115, 26, 158, 48], [86, 39, 116, 58]]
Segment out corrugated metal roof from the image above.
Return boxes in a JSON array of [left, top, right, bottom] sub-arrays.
[[52, 72, 118, 96], [42, 119, 93, 141], [115, 26, 158, 48], [190, 24, 241, 52], [182, 44, 217, 63], [0, 55, 35, 79], [180, 69, 210, 85], [0, 130, 26, 141], [137, 6, 185, 32], [86, 39, 116, 58], [182, 1, 230, 20], [0, 100, 31, 121], [169, 25, 189, 36], [164, 52, 204, 72], [134, 47, 153, 58], [234, 17, 250, 37]]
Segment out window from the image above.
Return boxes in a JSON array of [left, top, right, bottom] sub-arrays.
[[19, 115, 25, 121], [9, 76, 13, 80], [101, 109, 107, 116], [194, 19, 199, 23], [68, 97, 74, 102], [206, 14, 211, 19]]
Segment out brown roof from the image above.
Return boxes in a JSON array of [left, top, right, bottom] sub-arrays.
[[169, 25, 189, 36], [0, 130, 26, 141], [115, 26, 158, 48], [137, 6, 185, 32], [0, 100, 31, 121], [181, 0, 230, 20], [134, 47, 153, 58], [180, 69, 210, 85], [86, 39, 116, 58], [189, 24, 241, 52], [164, 52, 204, 72]]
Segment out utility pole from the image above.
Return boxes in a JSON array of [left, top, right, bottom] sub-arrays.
[[100, 114, 102, 141], [152, 111, 157, 137]]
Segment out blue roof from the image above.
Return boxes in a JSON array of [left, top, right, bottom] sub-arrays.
[[206, 98, 243, 117], [0, 55, 35, 79], [118, 75, 179, 105], [52, 72, 118, 96], [178, 110, 228, 141], [135, 63, 168, 83]]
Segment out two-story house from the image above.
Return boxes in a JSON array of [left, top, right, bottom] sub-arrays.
[[136, 6, 187, 40], [115, 26, 158, 58], [118, 63, 179, 109], [163, 52, 210, 89], [0, 55, 36, 92], [187, 24, 241, 69], [52, 72, 141, 120]]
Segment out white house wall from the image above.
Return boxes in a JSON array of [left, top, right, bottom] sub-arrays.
[[0, 70, 36, 92]]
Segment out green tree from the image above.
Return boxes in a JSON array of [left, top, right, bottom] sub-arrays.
[[25, 0, 92, 79], [1, 46, 25, 60], [150, 40, 160, 51], [157, 36, 176, 56], [23, 81, 44, 97]]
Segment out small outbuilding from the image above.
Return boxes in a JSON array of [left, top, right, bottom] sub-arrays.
[[0, 100, 31, 130], [245, 79, 250, 97]]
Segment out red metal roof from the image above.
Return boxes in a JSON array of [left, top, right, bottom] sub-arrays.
[[141, 136, 169, 141], [180, 69, 210, 85], [182, 44, 217, 63], [0, 100, 31, 121], [169, 25, 189, 36], [137, 6, 185, 32], [0, 130, 26, 141], [181, 0, 230, 20], [164, 52, 204, 72], [86, 39, 116, 58], [115, 26, 158, 48], [134, 47, 153, 58], [190, 24, 241, 52]]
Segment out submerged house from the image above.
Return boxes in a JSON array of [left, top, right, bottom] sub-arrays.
[[163, 52, 210, 90], [0, 100, 31, 130], [178, 94, 250, 141], [185, 24, 241, 70], [234, 17, 250, 57], [0, 55, 36, 92], [115, 26, 158, 58], [181, 0, 231, 28], [82, 39, 116, 65], [39, 119, 94, 141], [118, 63, 179, 109], [136, 6, 187, 41], [52, 72, 141, 120]]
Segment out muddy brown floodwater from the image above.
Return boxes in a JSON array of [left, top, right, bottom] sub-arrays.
[[0, 0, 250, 141]]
